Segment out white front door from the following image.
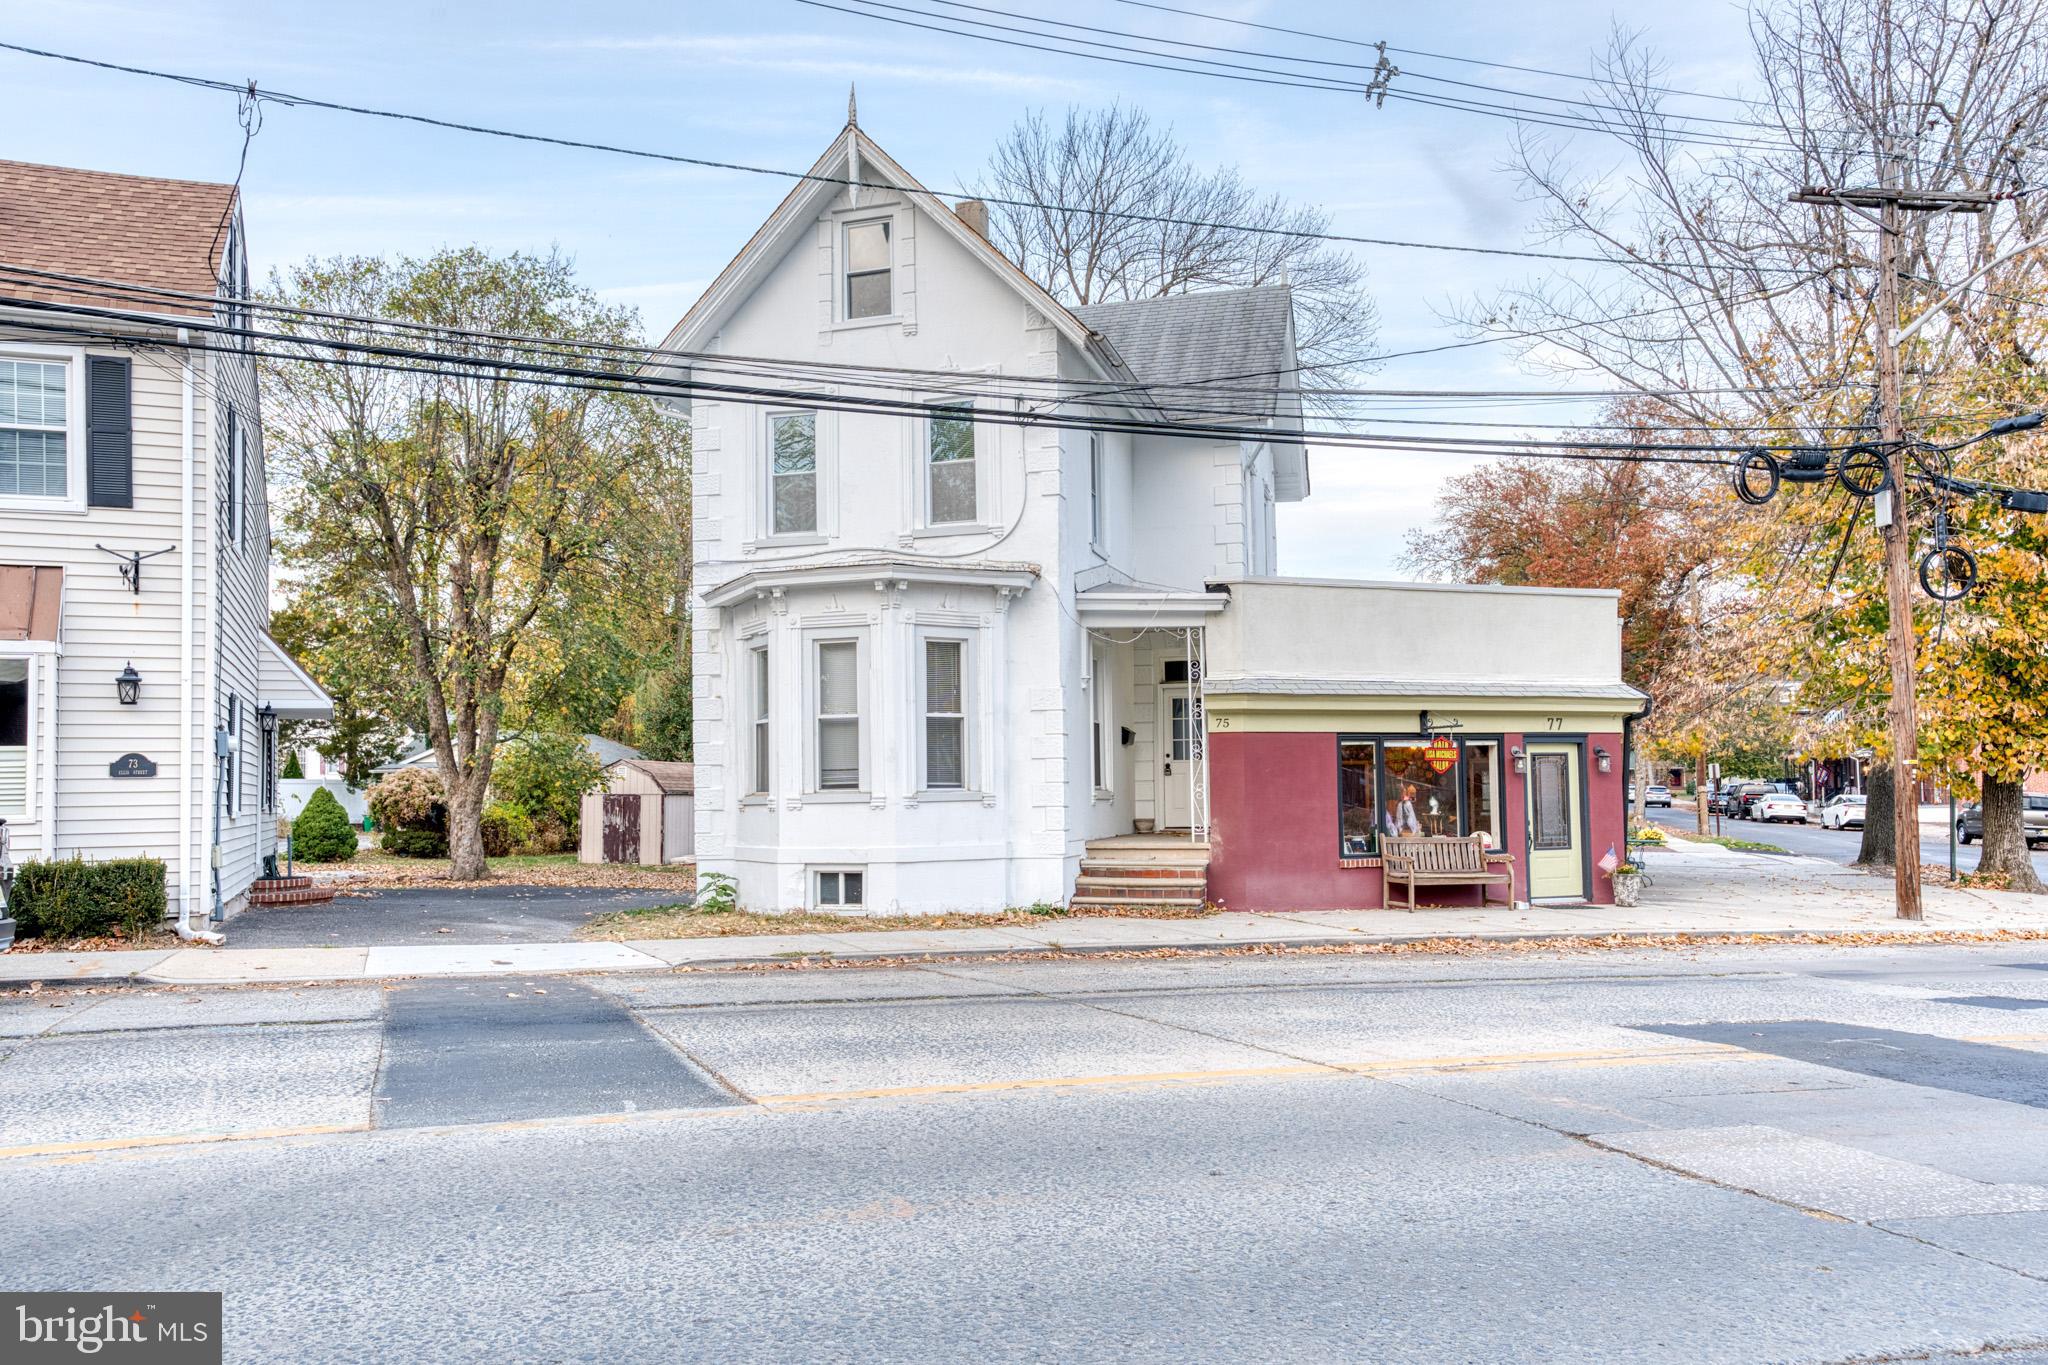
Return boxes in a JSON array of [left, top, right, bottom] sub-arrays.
[[1526, 744, 1586, 900], [1157, 684, 1200, 831]]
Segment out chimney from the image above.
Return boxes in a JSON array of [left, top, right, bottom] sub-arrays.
[[954, 198, 989, 240]]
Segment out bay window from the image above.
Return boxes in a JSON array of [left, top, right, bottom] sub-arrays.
[[815, 639, 861, 790], [770, 411, 818, 536], [749, 645, 770, 796], [923, 638, 965, 790]]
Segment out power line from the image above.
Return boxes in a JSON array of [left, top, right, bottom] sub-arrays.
[[0, 38, 1855, 276]]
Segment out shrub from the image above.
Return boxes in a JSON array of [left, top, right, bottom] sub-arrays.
[[281, 749, 305, 780], [368, 766, 446, 832], [291, 787, 358, 862], [381, 827, 449, 859], [520, 812, 576, 855], [492, 734, 602, 839], [12, 857, 167, 941], [480, 801, 535, 858]]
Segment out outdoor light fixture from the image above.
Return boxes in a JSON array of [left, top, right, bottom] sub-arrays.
[[114, 662, 141, 706], [1511, 745, 1527, 774], [1594, 746, 1613, 774], [258, 703, 277, 736]]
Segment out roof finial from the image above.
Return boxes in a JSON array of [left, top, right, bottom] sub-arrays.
[[848, 84, 858, 128]]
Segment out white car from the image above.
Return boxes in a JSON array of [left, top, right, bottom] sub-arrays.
[[1756, 793, 1809, 824], [1644, 785, 1673, 808], [1821, 795, 1866, 830]]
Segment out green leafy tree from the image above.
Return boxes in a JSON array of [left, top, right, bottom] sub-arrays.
[[633, 664, 693, 762], [263, 248, 690, 879], [291, 787, 359, 863], [492, 732, 604, 835]]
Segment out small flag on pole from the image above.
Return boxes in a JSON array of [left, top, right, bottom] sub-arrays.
[[1597, 845, 1620, 876]]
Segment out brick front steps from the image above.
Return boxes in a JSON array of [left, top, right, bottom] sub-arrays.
[[248, 876, 338, 908], [1071, 835, 1210, 912]]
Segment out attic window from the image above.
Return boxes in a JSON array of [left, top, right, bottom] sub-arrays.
[[844, 220, 892, 320]]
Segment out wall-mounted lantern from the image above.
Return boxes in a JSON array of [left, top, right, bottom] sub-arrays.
[[258, 703, 277, 736], [115, 662, 142, 706], [1510, 745, 1527, 774], [1594, 746, 1613, 774]]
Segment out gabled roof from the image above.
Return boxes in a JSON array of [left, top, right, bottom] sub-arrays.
[[0, 159, 236, 317], [1073, 285, 1297, 421], [651, 122, 1146, 401]]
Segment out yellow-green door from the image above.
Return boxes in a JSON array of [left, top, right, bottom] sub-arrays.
[[1526, 745, 1585, 900]]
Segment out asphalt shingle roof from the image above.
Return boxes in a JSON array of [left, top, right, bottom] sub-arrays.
[[1072, 284, 1295, 420], [0, 159, 236, 317]]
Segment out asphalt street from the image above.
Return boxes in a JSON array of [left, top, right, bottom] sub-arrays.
[[1648, 801, 2048, 878], [7, 944, 2048, 1362], [225, 884, 689, 947]]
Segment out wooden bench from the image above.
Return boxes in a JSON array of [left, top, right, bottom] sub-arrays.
[[1380, 834, 1512, 910]]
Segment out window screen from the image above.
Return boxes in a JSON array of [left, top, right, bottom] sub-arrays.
[[0, 359, 68, 498]]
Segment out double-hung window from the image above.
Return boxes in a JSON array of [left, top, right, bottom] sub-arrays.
[[816, 640, 861, 790], [0, 354, 72, 502], [770, 411, 817, 536], [927, 405, 977, 525], [923, 639, 965, 790], [843, 219, 892, 320], [749, 646, 771, 796]]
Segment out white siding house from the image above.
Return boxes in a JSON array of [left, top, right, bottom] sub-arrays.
[[0, 159, 331, 933], [658, 115, 1309, 914]]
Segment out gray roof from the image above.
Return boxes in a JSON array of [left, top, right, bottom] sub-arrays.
[[611, 759, 695, 794], [1072, 285, 1296, 421], [581, 734, 643, 767]]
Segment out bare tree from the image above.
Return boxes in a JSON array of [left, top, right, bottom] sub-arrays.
[[1450, 0, 2048, 885], [979, 104, 1380, 397]]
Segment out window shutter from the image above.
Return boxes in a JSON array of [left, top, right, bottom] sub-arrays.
[[218, 406, 237, 546], [85, 355, 133, 509]]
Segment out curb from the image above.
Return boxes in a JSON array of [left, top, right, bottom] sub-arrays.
[[6, 923, 2034, 990]]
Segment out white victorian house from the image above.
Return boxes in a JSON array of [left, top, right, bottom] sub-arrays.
[[661, 114, 1305, 915], [0, 159, 332, 935]]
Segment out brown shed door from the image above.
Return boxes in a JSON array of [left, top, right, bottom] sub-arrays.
[[602, 794, 640, 863]]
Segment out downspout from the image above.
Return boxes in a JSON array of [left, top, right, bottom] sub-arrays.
[[177, 336, 221, 944], [1624, 692, 1654, 834]]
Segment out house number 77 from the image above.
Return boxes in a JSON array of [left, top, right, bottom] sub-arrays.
[[1544, 717, 1564, 730]]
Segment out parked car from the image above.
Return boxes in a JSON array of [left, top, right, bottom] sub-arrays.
[[1642, 785, 1673, 808], [1738, 782, 1800, 820], [1755, 792, 1810, 823], [1954, 795, 2048, 846], [1707, 784, 1747, 816], [1820, 794, 1866, 830]]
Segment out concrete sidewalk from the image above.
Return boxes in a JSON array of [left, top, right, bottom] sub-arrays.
[[5, 836, 2045, 988]]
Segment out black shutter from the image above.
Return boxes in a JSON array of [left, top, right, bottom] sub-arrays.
[[85, 355, 133, 508]]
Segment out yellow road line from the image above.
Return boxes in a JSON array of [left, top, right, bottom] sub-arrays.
[[0, 1121, 370, 1162]]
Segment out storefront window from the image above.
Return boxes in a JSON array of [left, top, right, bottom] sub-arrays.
[[1338, 740, 1377, 856], [1464, 741, 1501, 848], [1382, 742, 1461, 838]]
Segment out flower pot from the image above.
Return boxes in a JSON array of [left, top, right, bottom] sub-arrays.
[[1134, 818, 1156, 834], [1613, 870, 1643, 908]]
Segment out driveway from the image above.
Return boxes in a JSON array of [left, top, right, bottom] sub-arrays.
[[225, 884, 691, 948]]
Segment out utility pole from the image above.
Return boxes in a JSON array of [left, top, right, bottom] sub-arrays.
[[1791, 183, 1996, 920]]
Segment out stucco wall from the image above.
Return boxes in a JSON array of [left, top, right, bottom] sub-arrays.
[[1206, 578, 1625, 686]]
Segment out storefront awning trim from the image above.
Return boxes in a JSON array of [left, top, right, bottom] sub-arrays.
[[1205, 674, 1647, 702]]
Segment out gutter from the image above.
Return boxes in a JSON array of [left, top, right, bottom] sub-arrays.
[[174, 334, 220, 945]]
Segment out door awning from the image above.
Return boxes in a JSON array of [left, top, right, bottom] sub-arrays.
[[0, 565, 62, 642], [259, 633, 334, 720]]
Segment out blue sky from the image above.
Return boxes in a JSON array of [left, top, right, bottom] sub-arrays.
[[2, 0, 1761, 575]]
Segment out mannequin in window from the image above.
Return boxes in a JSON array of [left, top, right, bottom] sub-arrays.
[[1395, 783, 1423, 836]]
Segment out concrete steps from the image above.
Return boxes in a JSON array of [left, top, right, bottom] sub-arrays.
[[248, 875, 338, 908], [1071, 838, 1210, 912]]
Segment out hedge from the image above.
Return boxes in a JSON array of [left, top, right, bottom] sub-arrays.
[[292, 787, 358, 862], [481, 802, 535, 858], [382, 827, 449, 859], [12, 857, 167, 941]]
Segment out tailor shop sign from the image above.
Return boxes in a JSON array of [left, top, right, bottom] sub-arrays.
[[3, 1293, 220, 1362]]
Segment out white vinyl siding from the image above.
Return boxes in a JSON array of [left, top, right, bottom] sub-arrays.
[[922, 638, 964, 790], [926, 406, 976, 525], [769, 411, 817, 536], [816, 640, 860, 790]]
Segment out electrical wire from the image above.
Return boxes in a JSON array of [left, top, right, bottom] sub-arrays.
[[0, 38, 1864, 277]]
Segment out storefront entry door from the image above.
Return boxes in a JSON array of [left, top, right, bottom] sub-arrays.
[[1526, 744, 1585, 899], [1157, 684, 1198, 831]]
